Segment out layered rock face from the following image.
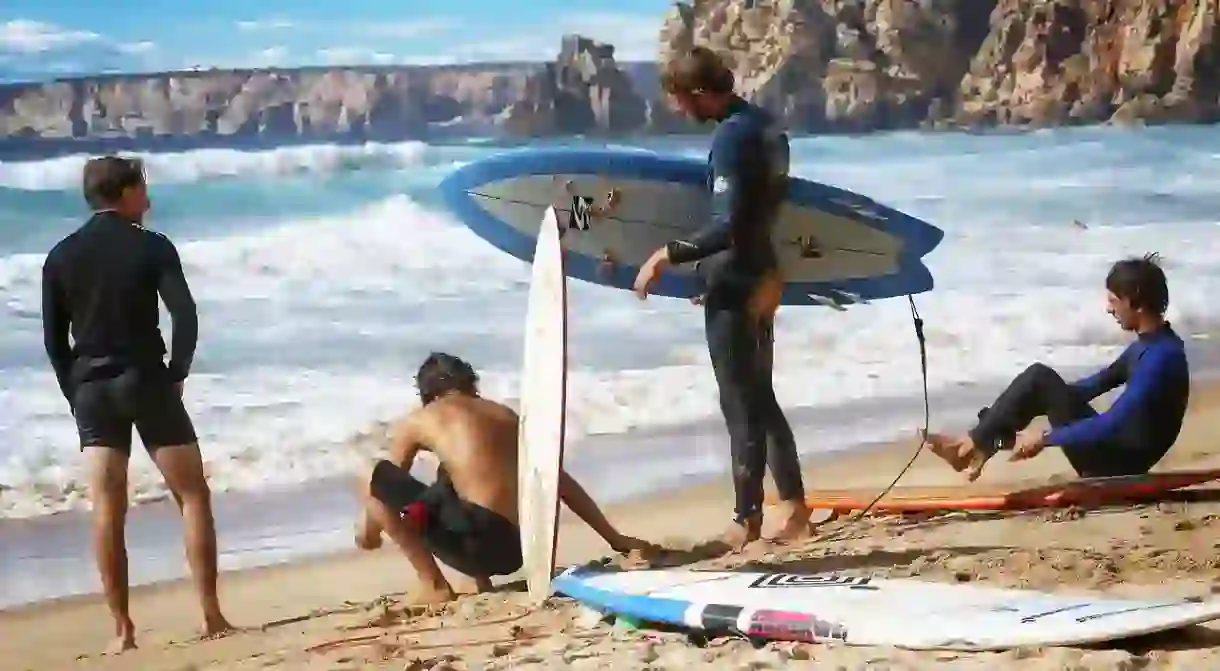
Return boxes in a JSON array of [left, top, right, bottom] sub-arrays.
[[503, 35, 650, 135], [658, 0, 1220, 131], [958, 0, 1219, 126], [0, 65, 543, 147]]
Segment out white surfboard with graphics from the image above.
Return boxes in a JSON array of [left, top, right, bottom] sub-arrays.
[[517, 206, 568, 604], [553, 566, 1220, 651]]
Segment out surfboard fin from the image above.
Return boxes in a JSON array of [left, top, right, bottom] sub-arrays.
[[832, 290, 866, 305], [809, 293, 848, 311]]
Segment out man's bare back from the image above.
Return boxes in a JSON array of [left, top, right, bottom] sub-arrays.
[[402, 393, 521, 523]]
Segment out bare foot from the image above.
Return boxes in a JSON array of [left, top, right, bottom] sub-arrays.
[[203, 613, 236, 639], [768, 501, 813, 543], [720, 516, 762, 552], [407, 583, 457, 606], [104, 632, 137, 656], [922, 432, 973, 472], [964, 449, 992, 482]]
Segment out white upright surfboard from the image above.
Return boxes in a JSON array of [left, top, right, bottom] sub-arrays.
[[517, 206, 568, 604]]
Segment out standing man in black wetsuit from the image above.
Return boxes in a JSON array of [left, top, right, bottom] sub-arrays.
[[633, 47, 809, 550], [41, 156, 232, 654]]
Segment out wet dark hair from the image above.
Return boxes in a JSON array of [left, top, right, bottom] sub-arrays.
[[82, 155, 146, 210], [415, 352, 479, 405], [661, 46, 735, 96], [1106, 253, 1168, 315]]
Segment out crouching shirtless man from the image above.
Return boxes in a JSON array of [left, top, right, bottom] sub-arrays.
[[355, 352, 654, 603]]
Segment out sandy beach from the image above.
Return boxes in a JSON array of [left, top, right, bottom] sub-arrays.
[[1, 376, 1219, 670]]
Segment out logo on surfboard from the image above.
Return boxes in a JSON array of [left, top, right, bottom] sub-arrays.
[[784, 235, 825, 259], [749, 573, 878, 590]]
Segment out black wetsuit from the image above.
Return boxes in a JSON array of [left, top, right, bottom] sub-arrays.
[[972, 325, 1189, 477], [41, 211, 200, 453], [664, 97, 803, 523]]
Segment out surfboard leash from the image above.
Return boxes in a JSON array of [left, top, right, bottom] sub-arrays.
[[816, 295, 929, 542]]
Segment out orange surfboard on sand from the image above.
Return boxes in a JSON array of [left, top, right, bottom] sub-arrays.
[[786, 469, 1220, 514]]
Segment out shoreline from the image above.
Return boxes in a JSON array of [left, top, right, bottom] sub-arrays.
[[4, 340, 1220, 611], [3, 377, 1220, 668], [0, 122, 1196, 164]]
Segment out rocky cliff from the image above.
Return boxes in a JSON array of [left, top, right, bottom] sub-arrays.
[[656, 0, 1219, 131], [0, 63, 547, 153], [1, 1, 1218, 152], [502, 35, 651, 135]]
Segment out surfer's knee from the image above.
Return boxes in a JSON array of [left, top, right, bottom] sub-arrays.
[[1018, 362, 1064, 387]]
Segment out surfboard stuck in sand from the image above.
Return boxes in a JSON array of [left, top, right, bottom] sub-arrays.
[[516, 206, 568, 604]]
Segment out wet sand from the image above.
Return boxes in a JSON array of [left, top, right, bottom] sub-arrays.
[[5, 380, 1220, 669]]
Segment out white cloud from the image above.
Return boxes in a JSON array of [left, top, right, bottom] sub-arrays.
[[116, 41, 157, 55], [257, 46, 289, 62], [349, 19, 459, 39], [0, 20, 100, 53], [0, 19, 159, 80], [316, 47, 398, 66], [235, 17, 454, 40], [236, 19, 295, 32]]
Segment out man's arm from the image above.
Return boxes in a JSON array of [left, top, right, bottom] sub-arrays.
[[41, 257, 73, 404], [156, 237, 198, 383], [1045, 348, 1172, 448], [1069, 349, 1129, 402], [357, 415, 425, 546], [558, 470, 631, 550], [664, 122, 765, 265]]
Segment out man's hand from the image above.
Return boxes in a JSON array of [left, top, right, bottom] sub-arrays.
[[1009, 429, 1047, 462], [355, 518, 383, 550], [633, 247, 670, 300]]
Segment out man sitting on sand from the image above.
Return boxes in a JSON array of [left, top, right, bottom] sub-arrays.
[[924, 254, 1189, 481], [355, 352, 653, 604]]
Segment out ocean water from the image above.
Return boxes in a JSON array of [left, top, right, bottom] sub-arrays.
[[2, 126, 1220, 521]]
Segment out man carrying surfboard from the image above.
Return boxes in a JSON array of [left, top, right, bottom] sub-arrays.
[[923, 254, 1190, 482], [633, 46, 810, 549], [354, 352, 654, 604]]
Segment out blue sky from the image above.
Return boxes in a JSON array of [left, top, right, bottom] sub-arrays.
[[0, 0, 671, 79]]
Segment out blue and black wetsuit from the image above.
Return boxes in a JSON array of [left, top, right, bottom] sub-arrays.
[[663, 97, 803, 522], [971, 325, 1190, 477]]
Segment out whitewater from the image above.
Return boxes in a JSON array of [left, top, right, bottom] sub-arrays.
[[3, 126, 1220, 520]]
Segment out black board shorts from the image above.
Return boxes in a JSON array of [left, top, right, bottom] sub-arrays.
[[369, 460, 523, 578], [72, 364, 198, 454]]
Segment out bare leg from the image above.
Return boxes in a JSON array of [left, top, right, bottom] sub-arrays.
[[362, 485, 456, 605], [152, 444, 233, 636], [87, 447, 137, 654]]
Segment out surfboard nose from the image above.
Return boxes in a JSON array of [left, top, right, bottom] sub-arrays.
[[438, 160, 483, 214]]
